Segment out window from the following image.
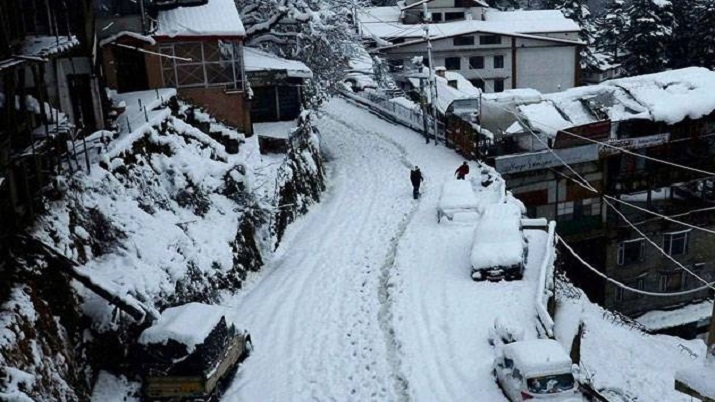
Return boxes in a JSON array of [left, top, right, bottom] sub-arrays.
[[392, 38, 405, 44], [615, 286, 623, 302], [557, 201, 574, 220], [663, 230, 690, 256], [494, 55, 504, 68], [470, 78, 485, 91], [617, 239, 644, 266], [444, 12, 464, 21], [469, 56, 484, 69], [454, 0, 469, 6], [432, 12, 443, 22], [448, 80, 458, 88], [480, 35, 501, 45], [494, 78, 505, 93], [581, 198, 601, 216], [453, 35, 475, 46], [445, 57, 461, 70], [159, 40, 243, 90], [660, 272, 684, 292], [634, 277, 645, 299]]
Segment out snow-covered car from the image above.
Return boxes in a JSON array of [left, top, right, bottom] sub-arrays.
[[495, 339, 587, 402], [437, 180, 481, 223], [471, 202, 527, 281]]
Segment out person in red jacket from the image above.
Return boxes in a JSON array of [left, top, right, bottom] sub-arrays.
[[455, 161, 469, 180]]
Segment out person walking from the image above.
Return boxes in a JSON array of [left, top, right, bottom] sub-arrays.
[[455, 161, 469, 180], [410, 166, 424, 199]]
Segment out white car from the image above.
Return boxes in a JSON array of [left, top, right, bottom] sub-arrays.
[[471, 202, 527, 281], [495, 339, 587, 401], [437, 180, 481, 223]]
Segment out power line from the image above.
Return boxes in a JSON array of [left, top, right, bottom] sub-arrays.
[[558, 234, 715, 297]]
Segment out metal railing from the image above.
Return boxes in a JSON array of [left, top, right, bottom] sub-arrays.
[[536, 220, 558, 338]]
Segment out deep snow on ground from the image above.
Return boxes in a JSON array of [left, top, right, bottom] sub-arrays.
[[221, 98, 548, 401]]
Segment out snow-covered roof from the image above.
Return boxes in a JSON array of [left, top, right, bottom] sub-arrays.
[[503, 339, 573, 377], [99, 31, 156, 47], [1, 35, 79, 71], [358, 7, 580, 41], [243, 47, 313, 78], [513, 67, 715, 138], [138, 303, 231, 352], [155, 0, 245, 38], [635, 300, 713, 331], [471, 202, 525, 269], [407, 69, 480, 114], [676, 361, 715, 400]]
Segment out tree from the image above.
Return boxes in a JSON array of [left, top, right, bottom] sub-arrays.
[[236, 0, 364, 107], [594, 0, 627, 64], [554, 0, 600, 71], [620, 0, 674, 76], [692, 0, 715, 69], [668, 0, 699, 69]]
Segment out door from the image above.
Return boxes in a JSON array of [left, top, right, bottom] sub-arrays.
[[67, 74, 97, 130], [113, 45, 148, 93]]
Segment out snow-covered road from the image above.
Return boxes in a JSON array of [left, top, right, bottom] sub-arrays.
[[223, 98, 546, 401]]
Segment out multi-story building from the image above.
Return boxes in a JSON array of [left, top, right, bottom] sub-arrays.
[[480, 67, 715, 317], [358, 4, 582, 93]]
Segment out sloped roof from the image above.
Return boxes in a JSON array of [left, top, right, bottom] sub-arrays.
[[243, 47, 312, 78], [155, 0, 245, 38]]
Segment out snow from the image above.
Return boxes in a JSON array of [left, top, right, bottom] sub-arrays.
[[636, 300, 713, 331], [77, 96, 714, 401], [90, 372, 140, 402], [20, 35, 79, 58], [155, 0, 245, 38], [389, 97, 420, 110], [438, 179, 480, 211], [243, 47, 313, 78], [359, 7, 580, 41], [502, 339, 573, 377], [98, 31, 156, 47], [512, 67, 715, 137], [471, 201, 525, 269], [253, 120, 298, 139], [676, 360, 715, 400], [138, 303, 230, 351]]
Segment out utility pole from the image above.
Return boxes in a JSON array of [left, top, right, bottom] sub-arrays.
[[708, 300, 715, 355], [422, 1, 438, 145]]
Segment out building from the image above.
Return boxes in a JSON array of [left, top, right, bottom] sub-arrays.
[[96, 0, 252, 134], [1, 0, 102, 233], [481, 67, 715, 317], [358, 5, 582, 94]]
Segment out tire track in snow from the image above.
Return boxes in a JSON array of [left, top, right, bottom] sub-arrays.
[[321, 109, 416, 402]]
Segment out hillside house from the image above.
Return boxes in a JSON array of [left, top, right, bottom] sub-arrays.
[[97, 0, 252, 134], [359, 7, 582, 94]]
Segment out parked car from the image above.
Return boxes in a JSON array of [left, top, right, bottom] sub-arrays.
[[437, 180, 481, 223], [471, 202, 527, 281], [139, 303, 252, 401], [494, 339, 587, 402]]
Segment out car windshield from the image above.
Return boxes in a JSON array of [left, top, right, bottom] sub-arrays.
[[526, 373, 575, 394]]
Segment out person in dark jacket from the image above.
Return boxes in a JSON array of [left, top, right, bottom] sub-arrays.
[[410, 166, 424, 199], [455, 161, 469, 180]]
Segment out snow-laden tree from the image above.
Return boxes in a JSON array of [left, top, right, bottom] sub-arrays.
[[551, 0, 599, 70], [594, 0, 627, 64], [620, 0, 673, 75], [691, 0, 715, 69], [237, 0, 365, 106]]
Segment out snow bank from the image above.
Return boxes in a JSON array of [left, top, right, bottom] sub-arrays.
[[439, 180, 480, 211], [244, 47, 312, 78], [636, 300, 713, 331]]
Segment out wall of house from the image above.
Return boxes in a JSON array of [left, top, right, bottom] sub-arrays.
[[179, 87, 251, 134], [514, 44, 576, 93], [603, 217, 715, 316]]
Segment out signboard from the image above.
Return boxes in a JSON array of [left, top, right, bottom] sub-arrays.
[[495, 144, 599, 175], [247, 70, 289, 87], [599, 133, 670, 157], [553, 120, 611, 149]]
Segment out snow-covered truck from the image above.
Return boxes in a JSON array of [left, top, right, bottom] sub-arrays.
[[471, 202, 527, 281], [437, 180, 481, 223], [138, 303, 252, 401]]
